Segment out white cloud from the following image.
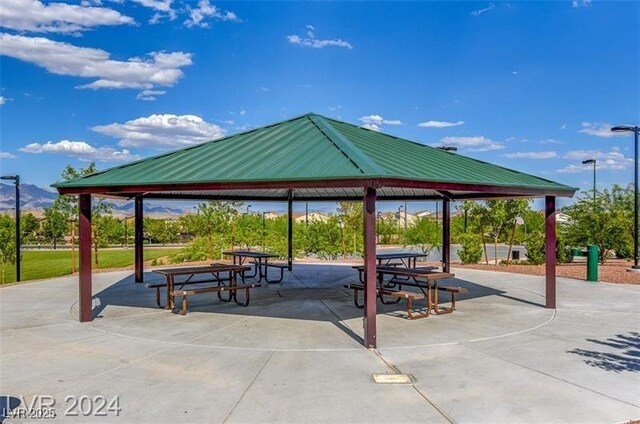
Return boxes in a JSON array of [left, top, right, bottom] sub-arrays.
[[505, 151, 558, 159], [0, 0, 134, 34], [0, 151, 17, 159], [136, 89, 166, 101], [471, 3, 495, 16], [92, 114, 226, 149], [287, 25, 352, 49], [558, 147, 633, 172], [184, 0, 239, 28], [418, 120, 464, 128], [539, 138, 562, 145], [512, 70, 519, 75], [131, 0, 177, 23], [578, 121, 628, 138], [359, 114, 402, 132], [0, 96, 8, 105], [572, 0, 592, 8], [20, 140, 140, 162], [0, 33, 192, 99], [437, 136, 504, 152]]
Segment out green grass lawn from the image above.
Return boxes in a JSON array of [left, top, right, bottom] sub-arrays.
[[1, 247, 180, 284]]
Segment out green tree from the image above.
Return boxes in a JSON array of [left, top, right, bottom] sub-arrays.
[[563, 184, 633, 262], [144, 218, 179, 246], [42, 206, 67, 249], [53, 163, 110, 270], [21, 213, 40, 244], [0, 214, 16, 284], [337, 202, 363, 256], [504, 200, 531, 264], [377, 214, 398, 245], [235, 213, 263, 250], [195, 201, 241, 259], [91, 201, 112, 265], [467, 200, 528, 265], [467, 201, 492, 264], [404, 216, 441, 255]]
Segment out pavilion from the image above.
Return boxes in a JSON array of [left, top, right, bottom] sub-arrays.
[[53, 113, 577, 348]]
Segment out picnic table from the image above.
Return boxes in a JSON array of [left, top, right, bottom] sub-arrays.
[[223, 250, 287, 283], [151, 264, 255, 315], [348, 265, 466, 319], [376, 252, 431, 268]]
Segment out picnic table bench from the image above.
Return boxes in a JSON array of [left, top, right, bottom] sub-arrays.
[[151, 264, 255, 315], [376, 252, 431, 268], [349, 265, 467, 319], [223, 250, 287, 283]]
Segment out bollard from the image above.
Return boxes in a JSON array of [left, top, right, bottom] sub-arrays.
[[586, 245, 599, 282]]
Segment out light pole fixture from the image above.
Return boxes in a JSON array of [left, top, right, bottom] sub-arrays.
[[438, 146, 458, 152], [611, 125, 639, 272], [246, 205, 252, 214], [397, 205, 404, 230], [1, 174, 20, 282], [581, 159, 597, 208]]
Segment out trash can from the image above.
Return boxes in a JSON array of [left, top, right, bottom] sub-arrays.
[[586, 245, 599, 282], [512, 250, 520, 261]]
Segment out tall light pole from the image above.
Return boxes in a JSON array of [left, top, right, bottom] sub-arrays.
[[1, 175, 20, 282], [582, 159, 597, 209], [397, 205, 404, 231], [246, 204, 252, 214], [403, 201, 408, 232], [262, 211, 266, 251], [611, 125, 639, 272]]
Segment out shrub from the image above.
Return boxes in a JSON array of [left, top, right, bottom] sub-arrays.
[[170, 237, 212, 263], [457, 233, 483, 264], [524, 232, 545, 265]]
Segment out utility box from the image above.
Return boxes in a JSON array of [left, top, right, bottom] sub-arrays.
[[586, 245, 599, 282]]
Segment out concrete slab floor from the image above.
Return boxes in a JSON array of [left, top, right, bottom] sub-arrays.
[[1, 264, 638, 423]]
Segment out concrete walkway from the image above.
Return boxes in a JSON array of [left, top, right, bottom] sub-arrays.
[[1, 265, 638, 423]]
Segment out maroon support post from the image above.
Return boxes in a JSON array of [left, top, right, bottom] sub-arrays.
[[545, 196, 556, 309], [363, 187, 377, 348], [134, 195, 144, 282], [78, 194, 93, 322], [287, 190, 293, 271], [442, 199, 451, 273]]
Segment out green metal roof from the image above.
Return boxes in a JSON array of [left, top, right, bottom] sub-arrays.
[[53, 113, 576, 199]]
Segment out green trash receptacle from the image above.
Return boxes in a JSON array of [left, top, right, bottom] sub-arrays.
[[586, 245, 598, 282]]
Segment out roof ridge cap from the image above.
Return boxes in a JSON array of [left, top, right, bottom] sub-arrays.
[[307, 115, 387, 177]]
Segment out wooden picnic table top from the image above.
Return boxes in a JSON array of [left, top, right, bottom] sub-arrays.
[[352, 265, 454, 280], [222, 250, 279, 259], [376, 252, 430, 260], [153, 264, 251, 277]]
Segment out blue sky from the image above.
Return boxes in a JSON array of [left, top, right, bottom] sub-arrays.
[[0, 0, 638, 212]]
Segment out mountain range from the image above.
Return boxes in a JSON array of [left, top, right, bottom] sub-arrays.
[[0, 183, 186, 217]]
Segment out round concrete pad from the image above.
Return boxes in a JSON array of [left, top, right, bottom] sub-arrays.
[[74, 264, 556, 350]]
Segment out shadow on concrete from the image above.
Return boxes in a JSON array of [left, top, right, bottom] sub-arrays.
[[568, 332, 640, 373], [90, 264, 509, 342], [0, 396, 21, 423]]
